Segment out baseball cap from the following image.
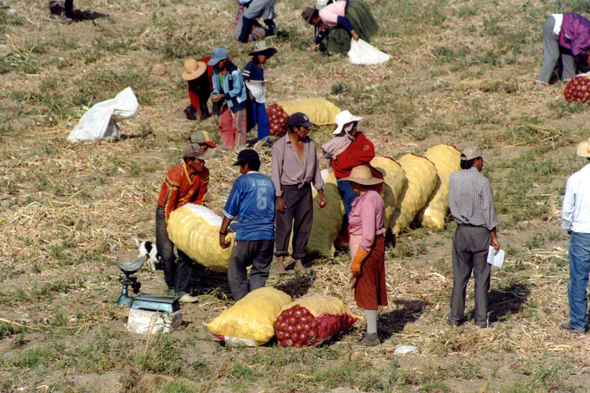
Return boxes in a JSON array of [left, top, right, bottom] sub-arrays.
[[208, 48, 228, 66], [233, 149, 260, 166], [460, 146, 485, 161], [287, 112, 315, 128], [183, 143, 212, 160], [190, 131, 217, 148]]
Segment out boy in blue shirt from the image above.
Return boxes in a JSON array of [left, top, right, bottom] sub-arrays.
[[219, 149, 276, 300], [243, 41, 277, 143]]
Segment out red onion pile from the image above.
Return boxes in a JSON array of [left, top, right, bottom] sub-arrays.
[[266, 104, 289, 136], [274, 305, 319, 348], [564, 76, 590, 103]]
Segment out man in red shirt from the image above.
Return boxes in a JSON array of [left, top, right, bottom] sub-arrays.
[[156, 144, 211, 303]]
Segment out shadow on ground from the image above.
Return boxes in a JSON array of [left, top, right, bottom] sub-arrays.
[[273, 273, 315, 298], [379, 299, 427, 340], [487, 281, 532, 322]]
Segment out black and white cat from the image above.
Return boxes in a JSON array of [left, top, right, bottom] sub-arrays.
[[134, 238, 161, 271]]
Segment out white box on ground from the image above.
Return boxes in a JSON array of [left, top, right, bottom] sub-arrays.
[[127, 309, 182, 334], [487, 246, 504, 268]]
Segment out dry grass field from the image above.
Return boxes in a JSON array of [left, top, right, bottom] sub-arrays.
[[2, 0, 590, 391]]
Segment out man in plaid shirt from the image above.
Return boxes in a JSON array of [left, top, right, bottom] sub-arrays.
[[447, 146, 500, 329]]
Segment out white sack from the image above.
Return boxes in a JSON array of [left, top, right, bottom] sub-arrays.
[[348, 39, 391, 65], [67, 87, 139, 142]]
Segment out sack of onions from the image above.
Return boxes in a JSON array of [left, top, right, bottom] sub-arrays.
[[564, 75, 590, 103], [274, 296, 360, 348]]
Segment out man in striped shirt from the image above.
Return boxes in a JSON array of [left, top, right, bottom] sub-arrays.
[[156, 144, 211, 303], [447, 146, 499, 328]]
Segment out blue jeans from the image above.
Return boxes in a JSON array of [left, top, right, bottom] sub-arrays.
[[337, 179, 357, 217], [568, 232, 590, 331], [251, 100, 270, 142]]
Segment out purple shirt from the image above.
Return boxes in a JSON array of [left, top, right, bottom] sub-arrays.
[[559, 13, 590, 56], [271, 134, 325, 197], [348, 189, 385, 252]]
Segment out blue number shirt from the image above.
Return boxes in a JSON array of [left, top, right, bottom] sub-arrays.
[[222, 171, 276, 241]]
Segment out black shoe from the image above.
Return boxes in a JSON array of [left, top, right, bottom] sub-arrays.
[[560, 322, 584, 334], [446, 318, 460, 327]]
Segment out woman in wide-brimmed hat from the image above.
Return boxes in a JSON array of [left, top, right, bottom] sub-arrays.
[[322, 110, 382, 244], [340, 165, 387, 347], [182, 59, 212, 121], [301, 0, 379, 55]]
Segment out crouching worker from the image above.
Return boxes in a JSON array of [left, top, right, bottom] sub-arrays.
[[156, 144, 211, 303], [341, 165, 387, 347], [219, 150, 276, 301]]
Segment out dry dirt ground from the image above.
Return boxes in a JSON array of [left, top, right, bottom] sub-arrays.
[[2, 0, 590, 392]]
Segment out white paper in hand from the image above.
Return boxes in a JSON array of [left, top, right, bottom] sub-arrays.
[[487, 246, 504, 268]]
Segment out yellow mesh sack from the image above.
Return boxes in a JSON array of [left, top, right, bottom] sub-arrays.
[[415, 144, 461, 230], [306, 170, 345, 257], [204, 287, 292, 346], [277, 98, 341, 126], [391, 154, 438, 235], [166, 204, 235, 272], [370, 157, 407, 231]]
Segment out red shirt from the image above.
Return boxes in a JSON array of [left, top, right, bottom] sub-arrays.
[[157, 163, 209, 223], [187, 56, 215, 108], [331, 133, 376, 179]]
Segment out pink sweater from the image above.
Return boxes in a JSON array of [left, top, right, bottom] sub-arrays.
[[319, 1, 346, 29], [348, 189, 385, 252]]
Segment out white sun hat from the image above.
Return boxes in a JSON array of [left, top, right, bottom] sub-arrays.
[[577, 137, 590, 158], [332, 110, 364, 135]]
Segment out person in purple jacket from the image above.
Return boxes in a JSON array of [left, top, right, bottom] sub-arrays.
[[536, 13, 590, 85]]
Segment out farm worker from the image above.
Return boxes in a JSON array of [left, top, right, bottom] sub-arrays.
[[560, 138, 590, 333], [182, 58, 212, 121], [219, 149, 276, 301], [340, 165, 387, 347], [447, 146, 499, 329], [209, 48, 248, 150], [322, 110, 381, 243], [272, 112, 327, 274], [190, 131, 217, 152], [237, 0, 277, 43], [301, 0, 379, 55], [536, 13, 590, 86], [156, 144, 212, 303], [243, 41, 277, 143]]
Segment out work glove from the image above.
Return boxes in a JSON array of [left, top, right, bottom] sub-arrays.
[[351, 248, 369, 276]]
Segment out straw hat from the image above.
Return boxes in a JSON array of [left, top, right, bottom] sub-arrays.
[[340, 165, 384, 186], [182, 59, 207, 81], [333, 110, 363, 135], [248, 40, 278, 57], [577, 138, 590, 157]]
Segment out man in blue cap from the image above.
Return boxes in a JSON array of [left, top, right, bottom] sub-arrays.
[[209, 48, 248, 151], [219, 149, 276, 300]]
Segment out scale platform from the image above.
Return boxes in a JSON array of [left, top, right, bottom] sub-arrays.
[[131, 294, 180, 313]]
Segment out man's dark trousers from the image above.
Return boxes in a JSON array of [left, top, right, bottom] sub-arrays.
[[448, 225, 492, 327], [275, 184, 313, 260], [228, 239, 274, 301], [155, 206, 192, 295]]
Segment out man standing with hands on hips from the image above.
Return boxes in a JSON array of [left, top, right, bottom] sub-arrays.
[[447, 146, 499, 329], [560, 138, 590, 333]]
